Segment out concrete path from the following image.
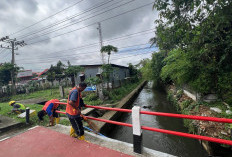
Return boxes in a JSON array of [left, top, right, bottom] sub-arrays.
[[0, 115, 23, 134], [18, 98, 47, 105], [51, 124, 176, 157], [0, 126, 132, 157]]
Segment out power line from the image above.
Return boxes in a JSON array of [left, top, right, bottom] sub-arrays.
[[17, 45, 154, 64], [17, 44, 154, 64], [0, 49, 11, 63], [17, 43, 153, 63], [20, 50, 153, 71], [23, 0, 135, 42], [8, 0, 86, 36], [20, 28, 154, 59], [26, 2, 154, 45], [16, 0, 117, 39]]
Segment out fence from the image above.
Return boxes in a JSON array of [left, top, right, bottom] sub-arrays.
[[55, 102, 232, 154]]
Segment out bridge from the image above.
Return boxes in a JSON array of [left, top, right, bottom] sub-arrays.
[[0, 102, 232, 157]]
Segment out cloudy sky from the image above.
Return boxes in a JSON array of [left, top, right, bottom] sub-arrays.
[[0, 0, 158, 72]]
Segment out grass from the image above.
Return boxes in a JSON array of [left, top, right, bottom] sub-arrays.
[[0, 80, 142, 127], [103, 80, 142, 104], [10, 88, 69, 101], [0, 102, 49, 126]]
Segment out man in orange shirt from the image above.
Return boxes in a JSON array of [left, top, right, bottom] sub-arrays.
[[37, 99, 60, 126], [66, 82, 87, 140]]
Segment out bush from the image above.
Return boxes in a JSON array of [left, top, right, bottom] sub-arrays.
[[181, 100, 193, 109], [167, 91, 180, 111], [176, 89, 183, 100], [84, 93, 98, 101]]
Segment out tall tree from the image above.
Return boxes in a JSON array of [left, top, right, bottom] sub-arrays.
[[65, 61, 83, 87], [47, 65, 56, 86], [55, 60, 65, 84], [0, 63, 20, 89], [151, 0, 232, 99], [100, 45, 118, 64]]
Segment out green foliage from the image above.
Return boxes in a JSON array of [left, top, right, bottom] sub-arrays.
[[65, 62, 83, 87], [140, 59, 153, 80], [47, 61, 68, 85], [140, 52, 166, 87], [101, 64, 113, 84], [83, 93, 99, 101], [176, 90, 184, 100], [86, 77, 101, 86], [0, 63, 20, 86], [183, 119, 195, 133], [150, 52, 166, 86], [128, 63, 139, 82], [47, 66, 56, 86], [151, 0, 232, 98], [167, 91, 180, 111], [100, 45, 118, 64], [103, 80, 141, 103]]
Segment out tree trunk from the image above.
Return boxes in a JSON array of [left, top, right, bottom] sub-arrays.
[[108, 55, 110, 64], [71, 75, 75, 87]]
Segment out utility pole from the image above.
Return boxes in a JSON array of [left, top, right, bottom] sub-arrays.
[[0, 36, 26, 95], [97, 22, 105, 64]]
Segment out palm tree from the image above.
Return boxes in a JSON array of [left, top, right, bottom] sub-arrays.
[[100, 45, 118, 64]]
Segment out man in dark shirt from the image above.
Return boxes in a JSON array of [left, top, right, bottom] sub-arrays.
[[66, 82, 87, 140]]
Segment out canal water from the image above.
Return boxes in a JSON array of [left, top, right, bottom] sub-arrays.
[[108, 82, 208, 157]]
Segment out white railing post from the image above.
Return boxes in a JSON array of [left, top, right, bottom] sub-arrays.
[[132, 106, 142, 154]]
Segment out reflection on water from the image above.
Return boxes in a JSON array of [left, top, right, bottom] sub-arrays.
[[108, 82, 208, 157]]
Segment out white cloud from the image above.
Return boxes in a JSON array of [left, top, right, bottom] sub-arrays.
[[0, 0, 158, 72]]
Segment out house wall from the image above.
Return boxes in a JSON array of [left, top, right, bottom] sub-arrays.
[[75, 66, 130, 85]]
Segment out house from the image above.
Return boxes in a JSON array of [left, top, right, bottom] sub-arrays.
[[17, 70, 33, 84], [76, 64, 130, 87], [31, 69, 49, 81]]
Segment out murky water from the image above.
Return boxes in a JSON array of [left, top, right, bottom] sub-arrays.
[[108, 82, 208, 157]]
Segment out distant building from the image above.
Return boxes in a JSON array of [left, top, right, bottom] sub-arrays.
[[17, 70, 33, 84], [76, 64, 130, 86], [31, 69, 49, 81]]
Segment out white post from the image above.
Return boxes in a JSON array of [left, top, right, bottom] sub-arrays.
[[132, 106, 142, 154]]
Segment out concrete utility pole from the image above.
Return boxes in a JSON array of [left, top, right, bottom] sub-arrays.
[[0, 36, 26, 95], [97, 22, 105, 64]]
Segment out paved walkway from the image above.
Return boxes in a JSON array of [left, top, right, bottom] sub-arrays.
[[0, 115, 22, 134], [0, 126, 132, 157]]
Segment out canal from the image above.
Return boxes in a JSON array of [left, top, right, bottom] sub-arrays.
[[108, 82, 208, 157]]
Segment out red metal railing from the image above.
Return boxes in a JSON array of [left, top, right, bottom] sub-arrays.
[[55, 102, 232, 145]]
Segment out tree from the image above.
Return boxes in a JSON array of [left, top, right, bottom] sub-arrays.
[[101, 64, 113, 90], [128, 63, 139, 82], [65, 61, 83, 87], [54, 60, 65, 85], [100, 45, 118, 64], [151, 0, 232, 100], [47, 65, 56, 86], [0, 63, 20, 93]]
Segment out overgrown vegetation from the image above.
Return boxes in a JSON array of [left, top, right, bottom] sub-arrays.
[[141, 0, 232, 106], [103, 80, 141, 103]]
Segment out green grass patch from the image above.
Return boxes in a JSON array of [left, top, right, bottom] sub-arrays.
[[0, 102, 50, 126], [0, 80, 142, 127], [103, 80, 142, 104], [10, 88, 64, 102]]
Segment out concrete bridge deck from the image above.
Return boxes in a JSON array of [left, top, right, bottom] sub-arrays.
[[0, 125, 175, 157], [0, 126, 132, 157]]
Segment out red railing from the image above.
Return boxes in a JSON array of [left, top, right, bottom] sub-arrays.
[[55, 102, 232, 146]]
